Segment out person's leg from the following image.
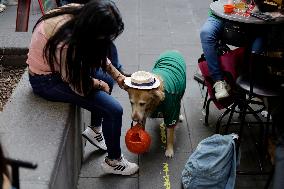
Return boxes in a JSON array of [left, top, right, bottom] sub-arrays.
[[200, 16, 224, 82], [251, 37, 265, 54], [90, 67, 115, 126], [29, 74, 120, 157], [200, 16, 230, 100]]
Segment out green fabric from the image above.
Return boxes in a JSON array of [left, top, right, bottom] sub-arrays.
[[151, 50, 186, 127], [43, 0, 57, 13], [208, 0, 218, 18]]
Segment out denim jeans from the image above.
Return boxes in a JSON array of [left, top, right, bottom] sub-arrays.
[[200, 16, 265, 82], [29, 43, 123, 159]]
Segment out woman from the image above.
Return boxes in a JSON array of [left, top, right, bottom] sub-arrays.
[[26, 0, 138, 175]]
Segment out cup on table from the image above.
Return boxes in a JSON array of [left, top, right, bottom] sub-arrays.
[[224, 4, 235, 13]]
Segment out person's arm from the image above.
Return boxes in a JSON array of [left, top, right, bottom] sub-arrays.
[[2, 174, 11, 189], [105, 58, 126, 89]]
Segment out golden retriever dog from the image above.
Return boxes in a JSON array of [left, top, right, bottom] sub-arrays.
[[124, 50, 186, 157]]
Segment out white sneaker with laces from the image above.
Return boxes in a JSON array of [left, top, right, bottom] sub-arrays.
[[101, 155, 139, 175], [82, 126, 107, 151], [213, 80, 231, 100], [0, 4, 6, 13]]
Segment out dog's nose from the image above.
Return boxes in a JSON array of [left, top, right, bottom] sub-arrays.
[[132, 113, 140, 122], [132, 118, 138, 122]]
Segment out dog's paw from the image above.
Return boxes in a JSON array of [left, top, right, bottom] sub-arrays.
[[179, 114, 184, 122], [165, 149, 174, 158]]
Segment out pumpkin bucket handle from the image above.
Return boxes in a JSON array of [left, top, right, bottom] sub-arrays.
[[131, 121, 145, 130]]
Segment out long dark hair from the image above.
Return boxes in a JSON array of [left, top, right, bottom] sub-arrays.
[[33, 0, 124, 95]]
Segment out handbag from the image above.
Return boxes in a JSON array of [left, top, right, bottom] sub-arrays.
[[198, 46, 246, 109]]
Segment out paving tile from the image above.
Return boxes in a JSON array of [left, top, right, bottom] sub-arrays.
[[138, 53, 160, 71], [78, 177, 138, 189], [138, 34, 172, 54], [139, 152, 191, 189], [172, 44, 203, 66]]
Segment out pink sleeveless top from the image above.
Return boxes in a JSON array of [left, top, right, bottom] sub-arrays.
[[26, 14, 71, 75], [26, 21, 58, 74]]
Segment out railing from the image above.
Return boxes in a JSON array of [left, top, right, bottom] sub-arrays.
[[5, 157, 37, 189]]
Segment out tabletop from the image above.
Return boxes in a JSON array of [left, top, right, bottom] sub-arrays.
[[210, 0, 284, 24]]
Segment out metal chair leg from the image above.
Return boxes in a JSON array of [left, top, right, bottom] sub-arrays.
[[224, 103, 238, 134], [205, 98, 213, 126], [203, 90, 209, 109], [215, 107, 232, 134]]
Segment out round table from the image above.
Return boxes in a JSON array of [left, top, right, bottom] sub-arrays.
[[210, 0, 284, 24]]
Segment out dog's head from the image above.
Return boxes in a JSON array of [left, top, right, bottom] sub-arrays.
[[126, 85, 165, 124]]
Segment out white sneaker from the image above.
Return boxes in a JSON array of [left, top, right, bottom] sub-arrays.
[[82, 126, 107, 151], [213, 80, 231, 100], [101, 155, 139, 175], [0, 4, 6, 13]]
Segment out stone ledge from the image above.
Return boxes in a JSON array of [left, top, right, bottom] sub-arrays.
[[0, 71, 83, 189]]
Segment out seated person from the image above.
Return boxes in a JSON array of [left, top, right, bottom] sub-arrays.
[[200, 0, 265, 100], [26, 1, 138, 175]]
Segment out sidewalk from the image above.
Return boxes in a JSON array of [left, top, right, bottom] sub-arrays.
[[78, 0, 207, 188], [79, 0, 271, 189], [0, 0, 271, 188]]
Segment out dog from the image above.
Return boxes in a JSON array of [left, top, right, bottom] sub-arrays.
[[124, 50, 186, 157]]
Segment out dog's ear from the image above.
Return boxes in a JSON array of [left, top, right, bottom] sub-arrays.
[[152, 87, 165, 102]]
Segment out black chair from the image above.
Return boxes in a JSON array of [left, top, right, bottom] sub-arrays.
[[231, 53, 283, 188], [195, 26, 281, 188], [5, 157, 37, 189]]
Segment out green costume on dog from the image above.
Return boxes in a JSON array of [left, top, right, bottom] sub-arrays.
[[151, 50, 186, 128]]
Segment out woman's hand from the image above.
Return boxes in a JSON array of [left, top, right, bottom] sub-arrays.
[[116, 74, 126, 90], [99, 80, 111, 94], [93, 79, 110, 94]]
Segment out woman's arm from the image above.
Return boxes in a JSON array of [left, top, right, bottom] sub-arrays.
[[2, 174, 11, 189], [105, 58, 126, 89]]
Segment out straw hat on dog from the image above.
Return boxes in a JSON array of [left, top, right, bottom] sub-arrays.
[[124, 71, 160, 90]]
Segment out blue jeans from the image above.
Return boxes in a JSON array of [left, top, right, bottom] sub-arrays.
[[29, 43, 123, 159], [200, 16, 264, 81]]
